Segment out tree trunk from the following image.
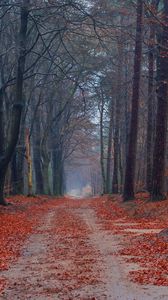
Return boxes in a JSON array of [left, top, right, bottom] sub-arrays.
[[106, 100, 113, 193], [112, 36, 123, 194], [25, 129, 33, 196], [41, 137, 51, 195], [33, 118, 44, 194], [0, 2, 29, 205], [42, 161, 51, 195], [118, 143, 123, 192], [33, 154, 44, 194], [123, 0, 143, 201], [99, 97, 106, 193], [11, 152, 17, 195], [146, 0, 158, 192], [0, 89, 7, 204], [151, 1, 168, 200], [0, 169, 8, 205], [52, 149, 63, 196], [112, 132, 119, 193], [11, 119, 25, 194]]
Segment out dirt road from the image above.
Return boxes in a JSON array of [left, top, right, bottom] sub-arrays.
[[1, 198, 168, 299]]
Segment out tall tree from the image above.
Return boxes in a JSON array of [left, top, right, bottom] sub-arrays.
[[0, 1, 29, 205], [146, 0, 160, 192], [151, 0, 168, 200], [106, 98, 113, 194], [123, 0, 144, 201]]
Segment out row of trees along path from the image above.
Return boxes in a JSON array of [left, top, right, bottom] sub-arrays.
[[0, 1, 168, 203]]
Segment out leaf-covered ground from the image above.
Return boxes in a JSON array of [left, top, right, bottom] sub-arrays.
[[0, 195, 63, 293], [92, 194, 168, 286], [0, 194, 168, 299]]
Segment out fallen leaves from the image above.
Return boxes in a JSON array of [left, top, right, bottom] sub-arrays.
[[0, 278, 6, 293], [130, 269, 168, 286], [0, 197, 102, 298], [1, 193, 168, 295], [0, 195, 63, 294], [91, 195, 168, 286], [43, 204, 102, 298]]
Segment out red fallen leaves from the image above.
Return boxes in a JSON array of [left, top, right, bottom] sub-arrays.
[[0, 199, 35, 293], [120, 234, 168, 285], [0, 278, 6, 293], [0, 195, 64, 294], [130, 269, 168, 286], [92, 195, 168, 286], [91, 196, 134, 235], [0, 213, 34, 270], [131, 194, 168, 222], [1, 193, 168, 293], [120, 233, 168, 256], [29, 201, 102, 299], [47, 206, 101, 294]]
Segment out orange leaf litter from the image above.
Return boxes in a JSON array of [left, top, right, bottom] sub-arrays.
[[0, 193, 168, 293], [92, 194, 168, 286]]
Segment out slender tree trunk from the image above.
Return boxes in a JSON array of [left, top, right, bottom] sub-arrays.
[[33, 154, 44, 194], [106, 100, 113, 193], [0, 90, 6, 204], [147, 27, 155, 192], [33, 117, 44, 194], [151, 1, 168, 200], [42, 161, 51, 195], [52, 148, 63, 196], [11, 152, 17, 195], [146, 0, 158, 192], [112, 132, 119, 193], [41, 137, 51, 195], [0, 168, 8, 204], [123, 0, 143, 201], [118, 143, 123, 192], [112, 37, 123, 194], [99, 99, 106, 193], [25, 129, 33, 196], [11, 119, 25, 194]]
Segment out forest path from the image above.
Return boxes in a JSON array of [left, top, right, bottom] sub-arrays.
[[1, 198, 168, 300]]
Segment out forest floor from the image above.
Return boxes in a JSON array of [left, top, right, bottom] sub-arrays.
[[0, 195, 168, 299]]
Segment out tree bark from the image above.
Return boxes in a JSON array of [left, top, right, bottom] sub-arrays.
[[146, 0, 158, 192], [42, 161, 51, 195], [11, 118, 25, 194], [151, 1, 168, 200], [112, 41, 123, 194], [41, 125, 51, 195], [106, 100, 113, 193], [25, 128, 33, 196], [123, 0, 143, 201], [52, 148, 63, 196], [147, 26, 155, 192], [99, 96, 106, 194], [112, 132, 119, 193], [33, 116, 44, 194]]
